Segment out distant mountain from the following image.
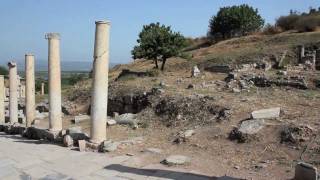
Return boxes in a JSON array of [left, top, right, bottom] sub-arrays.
[[0, 60, 117, 72]]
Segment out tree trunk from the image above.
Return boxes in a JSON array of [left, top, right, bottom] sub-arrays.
[[161, 58, 166, 71], [154, 59, 159, 69]]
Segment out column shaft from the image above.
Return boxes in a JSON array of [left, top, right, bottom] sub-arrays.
[[90, 21, 110, 143], [8, 62, 18, 123], [25, 54, 35, 127], [46, 33, 62, 131], [0, 76, 4, 124]]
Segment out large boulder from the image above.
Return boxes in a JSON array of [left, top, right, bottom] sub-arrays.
[[229, 119, 265, 143]]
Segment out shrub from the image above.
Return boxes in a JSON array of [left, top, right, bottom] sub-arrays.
[[262, 24, 283, 35], [294, 15, 320, 32], [276, 14, 300, 31], [208, 4, 264, 39], [0, 66, 8, 75]]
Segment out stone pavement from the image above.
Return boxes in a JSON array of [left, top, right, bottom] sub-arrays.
[[0, 132, 222, 180]]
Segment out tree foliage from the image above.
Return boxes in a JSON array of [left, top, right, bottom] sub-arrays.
[[0, 66, 8, 75], [132, 23, 187, 70], [208, 4, 264, 39]]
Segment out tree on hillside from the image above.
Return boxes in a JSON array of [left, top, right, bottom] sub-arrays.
[[132, 23, 187, 71], [0, 66, 8, 75], [208, 4, 264, 39]]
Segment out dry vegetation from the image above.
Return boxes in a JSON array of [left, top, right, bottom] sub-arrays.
[[59, 31, 320, 179]]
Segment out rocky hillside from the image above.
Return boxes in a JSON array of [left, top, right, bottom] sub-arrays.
[[62, 31, 320, 179]]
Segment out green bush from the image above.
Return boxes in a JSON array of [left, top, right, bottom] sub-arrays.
[[208, 4, 264, 39], [276, 14, 300, 31], [0, 66, 8, 75], [275, 7, 320, 32], [294, 15, 320, 32], [132, 22, 187, 70]]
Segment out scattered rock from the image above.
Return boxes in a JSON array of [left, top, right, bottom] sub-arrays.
[[187, 84, 194, 89], [280, 125, 314, 144], [174, 129, 195, 143], [115, 113, 138, 127], [78, 140, 86, 152], [251, 107, 280, 119], [126, 153, 134, 156], [100, 140, 120, 152], [143, 148, 162, 154], [63, 135, 74, 147], [277, 70, 288, 76], [238, 119, 265, 134], [113, 112, 119, 117], [294, 162, 318, 180], [73, 115, 90, 124], [234, 166, 240, 170], [67, 126, 82, 134], [107, 119, 117, 126], [162, 155, 190, 166], [191, 66, 201, 77], [232, 88, 241, 93]]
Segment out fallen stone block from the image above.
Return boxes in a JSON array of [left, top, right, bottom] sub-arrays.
[[294, 162, 317, 180], [63, 135, 74, 147], [251, 107, 280, 119], [107, 119, 117, 126], [72, 115, 90, 124], [162, 155, 190, 166], [229, 119, 265, 143], [78, 140, 86, 152], [100, 140, 120, 152]]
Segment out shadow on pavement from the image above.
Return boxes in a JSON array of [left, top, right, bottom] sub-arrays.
[[104, 164, 244, 180]]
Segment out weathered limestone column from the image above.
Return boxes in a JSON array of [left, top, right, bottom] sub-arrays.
[[45, 33, 62, 131], [8, 62, 18, 123], [25, 54, 35, 127], [41, 83, 45, 95], [90, 20, 110, 143], [298, 45, 305, 63], [312, 51, 316, 71], [0, 76, 4, 124]]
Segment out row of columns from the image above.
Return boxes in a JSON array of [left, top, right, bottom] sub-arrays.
[[0, 20, 110, 143]]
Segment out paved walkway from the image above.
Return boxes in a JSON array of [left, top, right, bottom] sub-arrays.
[[0, 132, 223, 180]]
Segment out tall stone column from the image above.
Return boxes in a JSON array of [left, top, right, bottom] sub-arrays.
[[25, 54, 35, 127], [90, 20, 110, 143], [0, 76, 4, 124], [41, 83, 45, 95], [45, 33, 62, 131], [8, 62, 18, 124]]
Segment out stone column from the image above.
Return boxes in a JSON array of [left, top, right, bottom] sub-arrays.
[[41, 83, 45, 95], [90, 20, 110, 143], [8, 62, 18, 124], [298, 45, 305, 63], [316, 49, 320, 70], [0, 76, 4, 124], [25, 54, 35, 127], [312, 51, 316, 71], [45, 33, 62, 131]]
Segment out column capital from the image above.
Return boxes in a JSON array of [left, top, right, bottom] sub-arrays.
[[25, 53, 34, 57], [45, 33, 60, 40], [95, 20, 111, 25], [8, 61, 17, 68]]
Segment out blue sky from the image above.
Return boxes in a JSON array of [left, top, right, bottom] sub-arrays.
[[0, 0, 319, 65]]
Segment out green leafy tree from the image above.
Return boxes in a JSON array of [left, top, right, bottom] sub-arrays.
[[0, 66, 8, 75], [132, 23, 187, 71], [208, 4, 264, 39]]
